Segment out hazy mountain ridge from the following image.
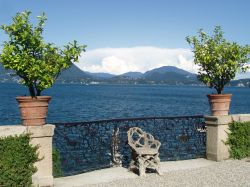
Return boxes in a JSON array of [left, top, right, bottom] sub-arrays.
[[144, 66, 195, 77], [56, 65, 200, 85], [229, 79, 250, 87], [120, 72, 143, 78], [0, 63, 249, 87], [0, 64, 21, 83]]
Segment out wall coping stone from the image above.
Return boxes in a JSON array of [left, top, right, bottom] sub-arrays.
[[0, 124, 55, 138], [27, 124, 55, 138], [0, 125, 26, 137], [205, 114, 250, 126]]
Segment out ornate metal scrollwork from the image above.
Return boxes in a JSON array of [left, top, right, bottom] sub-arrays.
[[53, 115, 206, 176], [110, 126, 122, 167]]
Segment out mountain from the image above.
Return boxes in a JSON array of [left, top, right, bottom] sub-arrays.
[[107, 72, 143, 84], [0, 63, 5, 74], [142, 66, 197, 85], [0, 63, 95, 84], [0, 63, 9, 76], [120, 72, 143, 78], [2, 62, 250, 86], [58, 64, 115, 82], [54, 65, 200, 85], [144, 66, 195, 77], [229, 79, 250, 87], [56, 64, 93, 83], [87, 72, 115, 79], [0, 64, 20, 83], [0, 64, 200, 85]]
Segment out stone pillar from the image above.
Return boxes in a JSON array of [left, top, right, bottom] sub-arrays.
[[205, 114, 250, 161], [0, 124, 55, 187], [28, 125, 55, 187]]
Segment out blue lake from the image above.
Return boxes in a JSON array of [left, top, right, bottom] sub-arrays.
[[1, 83, 250, 125]]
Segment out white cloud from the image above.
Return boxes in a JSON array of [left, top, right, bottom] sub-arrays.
[[75, 46, 250, 79], [94, 56, 138, 75], [75, 46, 196, 75]]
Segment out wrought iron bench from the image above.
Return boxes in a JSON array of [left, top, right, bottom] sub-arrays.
[[127, 127, 162, 176]]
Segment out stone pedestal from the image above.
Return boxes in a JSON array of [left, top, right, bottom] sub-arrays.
[[205, 114, 250, 161], [28, 125, 55, 187], [0, 124, 55, 187]]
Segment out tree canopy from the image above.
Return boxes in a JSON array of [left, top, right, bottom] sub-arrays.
[[186, 26, 250, 94], [0, 11, 86, 96]]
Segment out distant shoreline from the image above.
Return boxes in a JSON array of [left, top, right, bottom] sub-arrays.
[[0, 82, 249, 88]]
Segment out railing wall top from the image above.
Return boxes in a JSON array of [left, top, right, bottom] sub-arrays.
[[54, 115, 204, 125]]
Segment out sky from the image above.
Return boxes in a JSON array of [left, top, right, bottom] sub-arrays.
[[0, 0, 250, 77]]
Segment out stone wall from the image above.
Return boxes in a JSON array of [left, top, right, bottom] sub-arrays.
[[205, 114, 250, 161], [0, 125, 55, 187]]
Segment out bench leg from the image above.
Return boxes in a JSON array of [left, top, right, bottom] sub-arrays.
[[154, 153, 162, 175], [128, 159, 135, 171], [139, 165, 146, 177], [138, 156, 146, 177], [155, 166, 163, 175]]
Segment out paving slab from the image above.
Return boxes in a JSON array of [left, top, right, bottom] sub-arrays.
[[54, 167, 137, 187], [87, 159, 250, 187], [54, 158, 217, 187]]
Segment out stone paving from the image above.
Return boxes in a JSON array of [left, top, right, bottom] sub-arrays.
[[54, 158, 250, 187]]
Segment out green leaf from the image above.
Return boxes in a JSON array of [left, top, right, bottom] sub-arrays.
[[0, 11, 87, 96], [186, 26, 250, 94]]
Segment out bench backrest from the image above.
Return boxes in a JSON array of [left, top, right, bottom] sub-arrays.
[[127, 127, 161, 150]]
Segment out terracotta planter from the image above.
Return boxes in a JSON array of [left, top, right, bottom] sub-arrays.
[[16, 96, 51, 126], [207, 94, 232, 116]]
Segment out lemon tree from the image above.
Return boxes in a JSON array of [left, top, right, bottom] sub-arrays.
[[0, 11, 86, 96], [186, 26, 250, 94]]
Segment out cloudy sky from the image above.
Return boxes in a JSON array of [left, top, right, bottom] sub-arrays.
[[0, 0, 250, 77], [77, 47, 197, 75]]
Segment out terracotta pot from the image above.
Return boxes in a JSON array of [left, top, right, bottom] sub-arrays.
[[207, 94, 232, 116], [16, 96, 51, 126]]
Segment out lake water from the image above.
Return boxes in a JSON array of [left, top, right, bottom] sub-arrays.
[[1, 83, 250, 125]]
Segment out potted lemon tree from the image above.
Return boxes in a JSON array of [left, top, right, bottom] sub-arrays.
[[186, 26, 250, 116], [0, 11, 86, 125]]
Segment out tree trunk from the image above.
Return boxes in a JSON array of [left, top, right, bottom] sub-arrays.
[[216, 87, 223, 94], [29, 84, 36, 97], [37, 89, 41, 96]]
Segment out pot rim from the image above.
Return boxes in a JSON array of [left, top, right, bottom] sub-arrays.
[[207, 94, 232, 97], [16, 96, 51, 99], [16, 96, 52, 101]]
